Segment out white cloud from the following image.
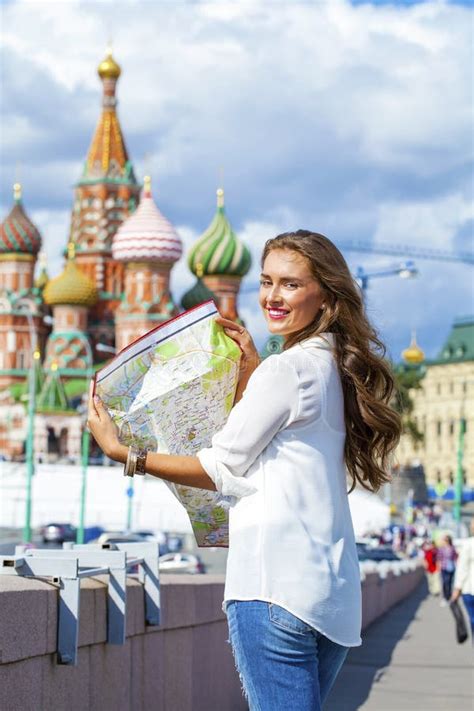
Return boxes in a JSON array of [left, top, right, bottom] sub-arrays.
[[0, 0, 472, 360]]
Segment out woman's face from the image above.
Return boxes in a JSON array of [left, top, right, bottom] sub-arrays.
[[259, 248, 325, 338]]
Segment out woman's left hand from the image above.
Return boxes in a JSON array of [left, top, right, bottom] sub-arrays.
[[216, 316, 260, 376], [450, 588, 461, 604], [87, 382, 125, 462]]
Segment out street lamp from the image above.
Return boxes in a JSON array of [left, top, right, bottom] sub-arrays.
[[77, 338, 94, 544], [355, 261, 418, 301], [17, 303, 38, 543], [453, 413, 466, 528], [96, 342, 134, 531]]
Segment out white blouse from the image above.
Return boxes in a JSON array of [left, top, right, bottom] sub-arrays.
[[197, 333, 362, 647]]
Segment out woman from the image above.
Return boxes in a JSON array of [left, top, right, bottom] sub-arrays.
[[451, 518, 474, 642], [88, 230, 401, 710], [438, 535, 458, 604]]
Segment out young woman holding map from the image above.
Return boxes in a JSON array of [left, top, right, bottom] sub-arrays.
[[88, 230, 401, 711]]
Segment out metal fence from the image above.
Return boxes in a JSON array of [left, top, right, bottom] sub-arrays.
[[0, 541, 160, 665]]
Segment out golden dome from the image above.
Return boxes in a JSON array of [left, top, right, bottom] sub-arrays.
[[98, 48, 121, 80], [44, 243, 98, 308], [402, 331, 425, 364]]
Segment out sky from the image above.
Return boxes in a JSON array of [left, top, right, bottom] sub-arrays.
[[1, 0, 473, 359]]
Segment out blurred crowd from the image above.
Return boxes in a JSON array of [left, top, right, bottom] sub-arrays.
[[358, 503, 474, 644]]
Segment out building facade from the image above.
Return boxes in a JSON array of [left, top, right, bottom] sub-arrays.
[[396, 317, 474, 490]]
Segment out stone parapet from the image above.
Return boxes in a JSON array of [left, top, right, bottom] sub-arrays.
[[0, 566, 424, 711]]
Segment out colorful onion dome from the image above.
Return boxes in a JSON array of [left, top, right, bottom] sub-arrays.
[[188, 188, 251, 278], [0, 183, 42, 255], [44, 243, 98, 307], [98, 47, 121, 80], [181, 263, 216, 311], [112, 176, 183, 263], [402, 331, 425, 364]]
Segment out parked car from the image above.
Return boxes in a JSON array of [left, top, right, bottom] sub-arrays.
[[90, 531, 147, 546], [41, 523, 76, 544], [357, 544, 401, 562], [159, 553, 206, 574]]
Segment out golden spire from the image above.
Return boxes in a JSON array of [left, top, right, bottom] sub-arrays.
[[67, 241, 76, 260], [217, 187, 224, 209], [98, 46, 121, 80], [143, 175, 152, 196], [13, 182, 22, 203], [402, 330, 425, 364]]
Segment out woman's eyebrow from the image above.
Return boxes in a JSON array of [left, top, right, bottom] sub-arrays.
[[260, 273, 304, 281]]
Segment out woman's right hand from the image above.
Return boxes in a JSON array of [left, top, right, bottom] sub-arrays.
[[216, 316, 261, 383]]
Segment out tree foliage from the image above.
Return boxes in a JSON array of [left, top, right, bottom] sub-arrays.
[[392, 365, 425, 446]]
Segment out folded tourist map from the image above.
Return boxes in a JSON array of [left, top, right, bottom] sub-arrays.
[[94, 300, 242, 546]]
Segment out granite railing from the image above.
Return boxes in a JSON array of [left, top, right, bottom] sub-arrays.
[[0, 563, 424, 711]]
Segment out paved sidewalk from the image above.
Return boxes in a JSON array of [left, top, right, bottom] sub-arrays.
[[326, 582, 473, 711]]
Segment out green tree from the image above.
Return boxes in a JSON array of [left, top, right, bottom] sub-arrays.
[[392, 365, 425, 446]]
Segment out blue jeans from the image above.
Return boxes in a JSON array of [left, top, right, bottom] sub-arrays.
[[462, 594, 474, 639], [226, 600, 349, 711]]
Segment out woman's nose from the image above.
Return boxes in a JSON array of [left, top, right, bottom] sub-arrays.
[[268, 285, 282, 301]]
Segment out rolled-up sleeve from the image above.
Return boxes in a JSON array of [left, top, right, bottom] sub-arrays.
[[197, 355, 300, 501]]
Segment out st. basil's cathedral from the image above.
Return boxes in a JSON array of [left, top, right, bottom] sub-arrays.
[[0, 49, 251, 461]]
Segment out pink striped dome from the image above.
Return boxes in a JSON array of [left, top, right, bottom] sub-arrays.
[[112, 177, 182, 263]]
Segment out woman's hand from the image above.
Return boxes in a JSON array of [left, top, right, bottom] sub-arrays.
[[216, 316, 260, 377], [450, 588, 461, 604], [216, 317, 261, 405], [87, 382, 127, 462]]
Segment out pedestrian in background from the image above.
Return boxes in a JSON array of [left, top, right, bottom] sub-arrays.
[[422, 540, 440, 596], [438, 535, 457, 606], [451, 519, 474, 643]]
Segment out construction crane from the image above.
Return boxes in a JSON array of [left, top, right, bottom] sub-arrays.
[[334, 239, 473, 265]]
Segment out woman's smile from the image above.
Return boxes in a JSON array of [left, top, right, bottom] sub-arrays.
[[267, 307, 290, 320]]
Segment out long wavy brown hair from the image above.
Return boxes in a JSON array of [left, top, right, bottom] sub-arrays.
[[262, 230, 401, 493]]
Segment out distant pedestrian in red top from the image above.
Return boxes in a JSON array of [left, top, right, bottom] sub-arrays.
[[423, 541, 440, 596]]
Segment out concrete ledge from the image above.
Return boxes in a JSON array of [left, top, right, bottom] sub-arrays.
[[0, 566, 424, 711]]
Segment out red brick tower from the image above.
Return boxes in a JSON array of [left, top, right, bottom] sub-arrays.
[[69, 48, 140, 354], [112, 176, 183, 351]]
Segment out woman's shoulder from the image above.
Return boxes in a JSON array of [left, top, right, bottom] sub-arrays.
[[282, 334, 337, 376]]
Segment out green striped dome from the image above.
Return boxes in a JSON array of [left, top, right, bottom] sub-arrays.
[[188, 189, 251, 277]]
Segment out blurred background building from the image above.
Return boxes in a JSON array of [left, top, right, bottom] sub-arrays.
[[396, 317, 473, 496], [0, 49, 250, 462]]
